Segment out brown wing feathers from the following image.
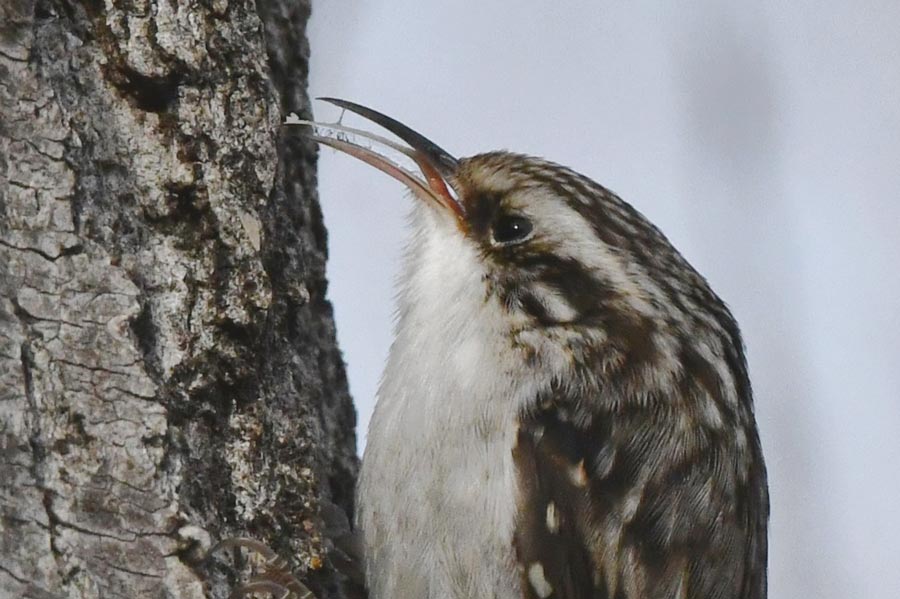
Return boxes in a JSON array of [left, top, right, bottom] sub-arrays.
[[513, 411, 598, 599], [512, 396, 767, 599]]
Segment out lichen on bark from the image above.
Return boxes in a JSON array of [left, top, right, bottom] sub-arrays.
[[0, 0, 358, 597]]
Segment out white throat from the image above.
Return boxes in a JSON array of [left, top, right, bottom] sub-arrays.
[[356, 203, 530, 599]]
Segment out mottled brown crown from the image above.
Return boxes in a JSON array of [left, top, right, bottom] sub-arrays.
[[452, 153, 749, 406]]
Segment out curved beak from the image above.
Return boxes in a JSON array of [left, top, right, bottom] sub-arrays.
[[291, 98, 464, 221]]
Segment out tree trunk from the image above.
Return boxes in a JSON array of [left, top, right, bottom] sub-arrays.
[[0, 1, 359, 598]]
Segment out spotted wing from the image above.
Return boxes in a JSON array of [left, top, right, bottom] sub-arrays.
[[512, 400, 768, 599]]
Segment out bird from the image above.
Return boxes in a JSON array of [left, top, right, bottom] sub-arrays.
[[280, 99, 770, 599]]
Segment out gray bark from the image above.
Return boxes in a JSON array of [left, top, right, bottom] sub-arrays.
[[0, 0, 359, 597]]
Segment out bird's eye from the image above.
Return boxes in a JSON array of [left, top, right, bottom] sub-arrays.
[[491, 215, 533, 245]]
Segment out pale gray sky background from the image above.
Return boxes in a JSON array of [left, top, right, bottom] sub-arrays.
[[307, 3, 900, 598]]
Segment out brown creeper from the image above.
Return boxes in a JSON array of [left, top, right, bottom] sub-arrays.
[[305, 99, 769, 599]]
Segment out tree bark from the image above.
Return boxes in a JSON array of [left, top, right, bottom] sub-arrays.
[[0, 1, 359, 597]]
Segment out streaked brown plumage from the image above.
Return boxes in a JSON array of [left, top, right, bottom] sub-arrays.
[[260, 99, 769, 599]]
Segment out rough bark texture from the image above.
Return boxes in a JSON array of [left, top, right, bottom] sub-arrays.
[[0, 0, 359, 597]]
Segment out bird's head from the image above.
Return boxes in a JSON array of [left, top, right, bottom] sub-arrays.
[[301, 99, 745, 401]]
